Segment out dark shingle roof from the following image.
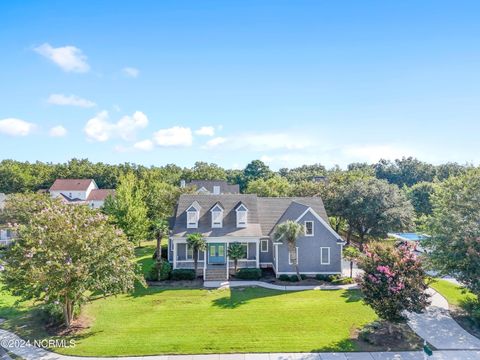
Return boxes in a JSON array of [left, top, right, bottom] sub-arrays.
[[171, 194, 330, 238], [187, 180, 240, 194]]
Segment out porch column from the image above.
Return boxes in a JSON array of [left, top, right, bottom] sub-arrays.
[[173, 241, 177, 270], [256, 240, 260, 268], [226, 241, 229, 280], [203, 249, 207, 280]]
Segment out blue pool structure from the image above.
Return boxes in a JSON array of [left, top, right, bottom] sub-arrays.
[[388, 232, 430, 253]]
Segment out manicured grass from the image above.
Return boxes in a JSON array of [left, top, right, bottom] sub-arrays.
[[1, 243, 378, 356], [430, 279, 476, 307], [134, 240, 156, 276], [53, 286, 377, 356]]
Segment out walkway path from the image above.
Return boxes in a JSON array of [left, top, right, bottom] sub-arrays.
[[406, 288, 480, 350], [203, 280, 357, 291]]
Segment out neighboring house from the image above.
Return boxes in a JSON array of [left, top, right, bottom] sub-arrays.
[[169, 194, 345, 280], [49, 179, 114, 209], [180, 180, 240, 194], [0, 193, 15, 246]]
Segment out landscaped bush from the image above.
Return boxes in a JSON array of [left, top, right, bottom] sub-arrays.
[[171, 269, 196, 280], [235, 268, 262, 280], [278, 274, 290, 281], [146, 261, 172, 281], [290, 275, 300, 282], [332, 277, 355, 285], [300, 274, 307, 280]]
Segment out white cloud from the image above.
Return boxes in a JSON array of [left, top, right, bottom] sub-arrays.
[[195, 126, 215, 136], [34, 43, 90, 73], [84, 111, 148, 142], [0, 118, 36, 136], [122, 67, 139, 78], [205, 132, 313, 151], [49, 125, 67, 137], [133, 139, 154, 151], [47, 94, 96, 108], [203, 137, 226, 149], [153, 126, 193, 147]]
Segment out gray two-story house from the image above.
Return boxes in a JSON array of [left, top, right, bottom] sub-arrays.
[[169, 194, 345, 281]]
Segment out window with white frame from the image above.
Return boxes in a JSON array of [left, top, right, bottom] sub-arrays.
[[213, 185, 220, 194], [320, 247, 330, 265], [211, 204, 223, 228], [187, 210, 199, 228], [305, 221, 314, 236], [260, 239, 269, 252], [186, 245, 194, 260], [236, 204, 248, 227], [288, 247, 299, 265]]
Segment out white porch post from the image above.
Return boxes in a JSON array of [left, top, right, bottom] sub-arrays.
[[203, 249, 207, 280], [226, 241, 229, 279], [274, 244, 279, 277], [256, 239, 260, 268], [173, 240, 177, 270]]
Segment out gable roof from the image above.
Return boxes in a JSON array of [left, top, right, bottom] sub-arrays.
[[86, 189, 115, 201], [186, 180, 240, 194], [49, 179, 96, 192], [171, 194, 331, 238]]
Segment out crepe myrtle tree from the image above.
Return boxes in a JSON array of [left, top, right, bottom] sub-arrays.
[[228, 242, 246, 273], [3, 200, 143, 328], [186, 232, 206, 277], [358, 242, 430, 333], [274, 220, 305, 281]]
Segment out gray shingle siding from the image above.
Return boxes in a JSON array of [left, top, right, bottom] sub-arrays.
[[276, 211, 342, 274]]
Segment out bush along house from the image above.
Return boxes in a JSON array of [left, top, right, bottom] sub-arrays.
[[169, 193, 345, 281]]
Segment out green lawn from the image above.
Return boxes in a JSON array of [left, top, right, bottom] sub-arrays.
[[54, 286, 376, 356], [430, 279, 476, 307], [0, 241, 378, 356]]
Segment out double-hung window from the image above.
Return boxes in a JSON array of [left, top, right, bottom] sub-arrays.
[[305, 221, 314, 236], [320, 247, 330, 265]]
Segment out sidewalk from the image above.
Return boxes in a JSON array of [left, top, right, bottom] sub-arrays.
[[406, 288, 480, 350]]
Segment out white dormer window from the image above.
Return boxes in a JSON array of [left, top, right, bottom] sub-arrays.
[[210, 204, 223, 228], [213, 185, 220, 195], [236, 204, 248, 228], [186, 202, 201, 229]]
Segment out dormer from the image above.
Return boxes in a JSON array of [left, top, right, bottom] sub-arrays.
[[186, 201, 201, 228], [210, 202, 224, 228], [235, 203, 248, 228]]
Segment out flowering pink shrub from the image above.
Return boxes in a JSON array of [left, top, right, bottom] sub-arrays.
[[358, 242, 430, 322]]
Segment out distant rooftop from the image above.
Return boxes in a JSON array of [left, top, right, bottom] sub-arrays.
[[49, 179, 95, 191]]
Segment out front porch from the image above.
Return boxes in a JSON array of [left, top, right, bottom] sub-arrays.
[[172, 238, 260, 280]]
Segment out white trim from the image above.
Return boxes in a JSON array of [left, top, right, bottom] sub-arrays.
[[260, 239, 269, 252], [187, 209, 199, 229], [295, 207, 343, 241], [260, 262, 274, 267], [236, 205, 248, 228], [274, 243, 279, 273], [173, 242, 177, 269], [304, 221, 314, 237], [320, 247, 330, 265], [210, 205, 223, 228], [288, 247, 299, 265], [256, 240, 260, 268]]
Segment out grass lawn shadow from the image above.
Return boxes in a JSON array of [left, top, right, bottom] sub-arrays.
[[211, 287, 294, 309]]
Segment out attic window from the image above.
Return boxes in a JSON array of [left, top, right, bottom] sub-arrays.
[[210, 204, 223, 228], [186, 203, 200, 229], [213, 185, 220, 195], [236, 204, 248, 228]]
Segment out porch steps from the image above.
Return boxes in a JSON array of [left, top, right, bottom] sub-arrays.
[[205, 268, 228, 281]]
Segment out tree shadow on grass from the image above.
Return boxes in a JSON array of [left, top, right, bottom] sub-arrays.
[[309, 338, 356, 353], [340, 289, 363, 303], [211, 287, 291, 309]]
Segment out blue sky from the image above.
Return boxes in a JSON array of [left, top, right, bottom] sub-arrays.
[[1, 1, 480, 169]]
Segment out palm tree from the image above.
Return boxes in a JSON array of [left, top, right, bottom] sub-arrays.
[[152, 219, 169, 262], [274, 220, 304, 281], [343, 245, 361, 278], [228, 242, 245, 274], [186, 232, 206, 277]]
